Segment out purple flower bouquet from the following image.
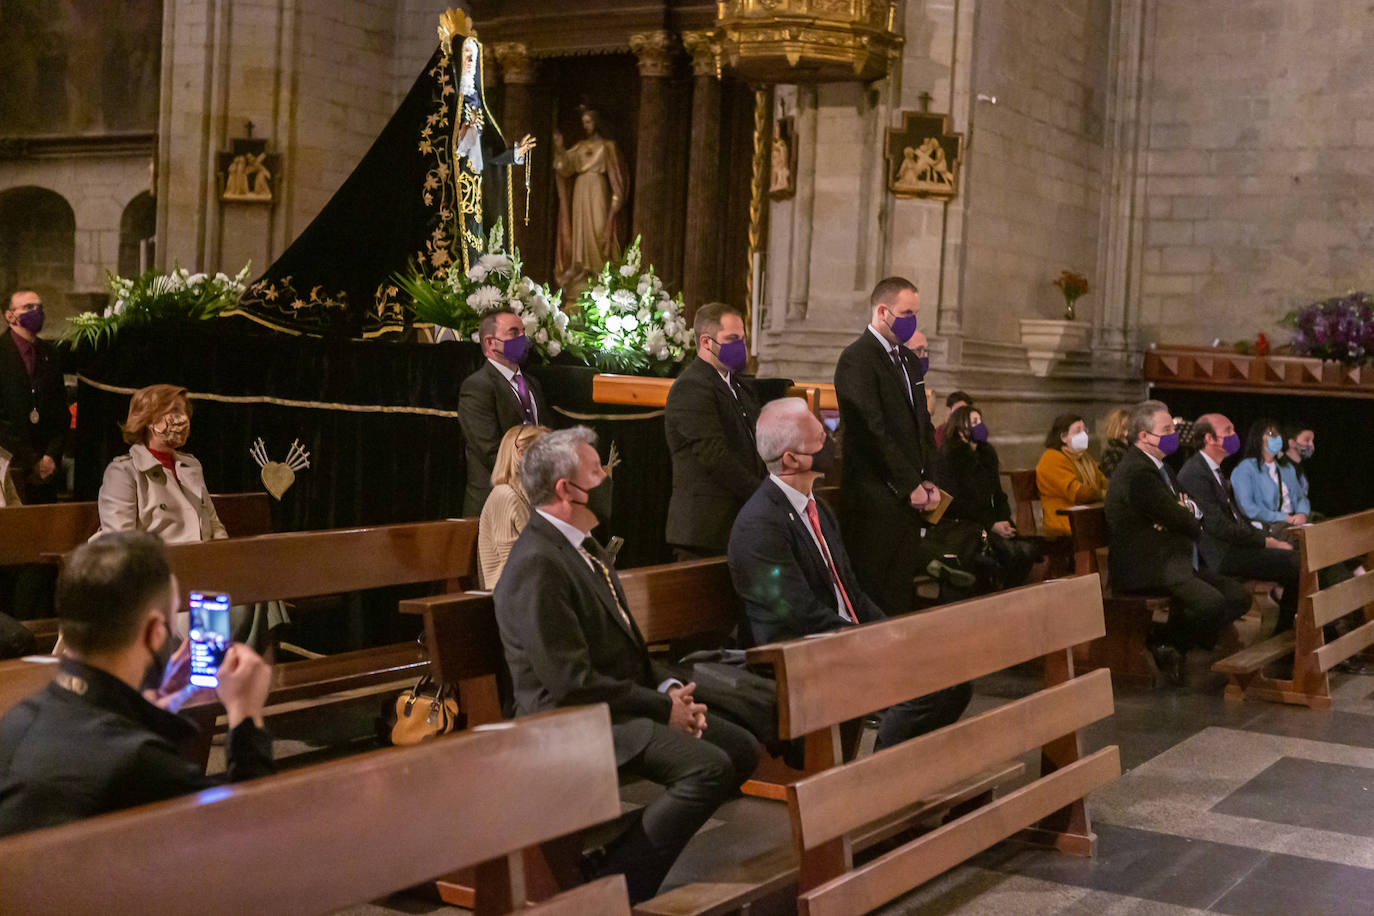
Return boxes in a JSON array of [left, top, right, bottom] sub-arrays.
[[1282, 292, 1374, 366]]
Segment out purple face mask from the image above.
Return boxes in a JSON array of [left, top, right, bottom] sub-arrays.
[[501, 333, 530, 365], [715, 338, 748, 373], [915, 355, 930, 375], [1221, 432, 1240, 455], [1154, 432, 1179, 456], [14, 307, 44, 335], [888, 313, 919, 344], [970, 422, 989, 443]]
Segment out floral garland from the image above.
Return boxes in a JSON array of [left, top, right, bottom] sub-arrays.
[[1281, 292, 1374, 366], [64, 265, 251, 349], [396, 222, 573, 361], [569, 237, 693, 376]]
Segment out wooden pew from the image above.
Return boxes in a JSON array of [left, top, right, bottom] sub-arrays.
[[745, 575, 1118, 915], [0, 520, 480, 743], [403, 560, 1025, 916], [1213, 509, 1374, 708], [1061, 503, 1169, 689], [0, 705, 629, 916], [1, 492, 275, 649]]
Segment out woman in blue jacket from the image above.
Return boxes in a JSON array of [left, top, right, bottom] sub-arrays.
[[1230, 417, 1310, 528]]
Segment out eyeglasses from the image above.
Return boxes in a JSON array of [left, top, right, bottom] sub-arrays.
[[7, 302, 41, 313], [909, 346, 929, 357]]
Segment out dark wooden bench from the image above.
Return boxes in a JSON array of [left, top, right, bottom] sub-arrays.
[[1214, 509, 1374, 708], [1061, 503, 1170, 688], [0, 520, 480, 756], [0, 492, 275, 649], [745, 574, 1118, 914], [403, 559, 1026, 916], [0, 704, 629, 916]]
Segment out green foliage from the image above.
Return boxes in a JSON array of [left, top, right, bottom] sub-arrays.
[[62, 265, 251, 350]]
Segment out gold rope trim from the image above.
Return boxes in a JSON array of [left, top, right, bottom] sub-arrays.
[[554, 406, 665, 421], [219, 308, 306, 337], [77, 375, 460, 419]]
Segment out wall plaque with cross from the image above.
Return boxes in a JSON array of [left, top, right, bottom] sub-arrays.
[[885, 111, 963, 201]]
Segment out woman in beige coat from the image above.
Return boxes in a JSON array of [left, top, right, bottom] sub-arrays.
[[96, 385, 228, 542], [94, 385, 283, 647], [477, 424, 549, 588]]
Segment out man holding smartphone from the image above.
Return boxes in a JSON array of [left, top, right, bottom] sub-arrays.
[[0, 533, 275, 838]]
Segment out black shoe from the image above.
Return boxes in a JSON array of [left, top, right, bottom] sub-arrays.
[[926, 558, 977, 590], [1150, 644, 1185, 685]]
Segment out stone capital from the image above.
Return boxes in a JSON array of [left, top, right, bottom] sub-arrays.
[[629, 30, 677, 78], [492, 42, 537, 85], [681, 30, 721, 78]]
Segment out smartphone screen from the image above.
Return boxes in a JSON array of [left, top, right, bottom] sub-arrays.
[[188, 592, 232, 688]]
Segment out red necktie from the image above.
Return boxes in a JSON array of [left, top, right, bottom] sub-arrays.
[[805, 498, 857, 623]]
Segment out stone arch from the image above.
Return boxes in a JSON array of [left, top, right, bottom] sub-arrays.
[[0, 186, 75, 318], [118, 190, 157, 277]]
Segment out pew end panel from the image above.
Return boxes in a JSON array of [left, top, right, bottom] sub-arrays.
[[1214, 510, 1374, 708], [0, 705, 624, 916], [400, 590, 506, 727], [1061, 503, 1167, 689]]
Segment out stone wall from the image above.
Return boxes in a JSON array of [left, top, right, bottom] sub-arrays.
[[959, 0, 1110, 341], [1136, 0, 1374, 347]]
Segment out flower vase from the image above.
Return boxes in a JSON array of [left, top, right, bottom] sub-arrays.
[[1063, 299, 1077, 321]]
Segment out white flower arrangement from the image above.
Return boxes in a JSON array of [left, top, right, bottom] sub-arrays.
[[398, 221, 575, 362], [570, 236, 693, 375], [65, 264, 251, 349]]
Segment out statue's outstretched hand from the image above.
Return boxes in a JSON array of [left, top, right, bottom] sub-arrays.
[[516, 134, 537, 160]]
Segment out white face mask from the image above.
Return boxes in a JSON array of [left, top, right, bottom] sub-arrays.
[[1068, 430, 1090, 453]]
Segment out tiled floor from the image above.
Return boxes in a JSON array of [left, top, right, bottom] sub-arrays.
[[306, 654, 1374, 915]]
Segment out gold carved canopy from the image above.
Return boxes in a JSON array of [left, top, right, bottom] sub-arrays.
[[715, 0, 903, 83]]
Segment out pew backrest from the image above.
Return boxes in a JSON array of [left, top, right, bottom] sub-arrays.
[[1002, 469, 1041, 536], [1062, 503, 1108, 578], [1297, 509, 1374, 677], [0, 705, 624, 916], [0, 492, 274, 565], [163, 519, 479, 605], [749, 575, 1108, 740]]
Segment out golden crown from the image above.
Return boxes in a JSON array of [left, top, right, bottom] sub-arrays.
[[437, 9, 477, 52]]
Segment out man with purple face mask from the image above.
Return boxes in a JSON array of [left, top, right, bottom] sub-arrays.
[[1178, 413, 1300, 633], [835, 277, 961, 618], [1105, 400, 1250, 680], [664, 302, 765, 560], [0, 290, 68, 505], [459, 308, 550, 515]]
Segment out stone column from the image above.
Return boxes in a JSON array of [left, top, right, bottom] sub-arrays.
[[629, 30, 677, 275], [493, 42, 546, 271], [680, 31, 721, 314], [1094, 0, 1148, 356], [787, 84, 818, 322]]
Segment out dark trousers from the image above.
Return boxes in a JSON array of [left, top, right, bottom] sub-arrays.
[[601, 716, 760, 902], [1135, 570, 1250, 652], [874, 682, 973, 751], [1218, 546, 1300, 632]]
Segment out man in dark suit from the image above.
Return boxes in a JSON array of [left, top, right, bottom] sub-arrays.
[[1106, 400, 1250, 673], [1178, 413, 1300, 632], [0, 532, 274, 837], [727, 398, 970, 748], [664, 302, 765, 560], [458, 309, 549, 515], [0, 290, 67, 504], [833, 276, 967, 617], [494, 426, 759, 902]]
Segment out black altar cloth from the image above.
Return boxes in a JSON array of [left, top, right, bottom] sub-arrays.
[[70, 324, 793, 569]]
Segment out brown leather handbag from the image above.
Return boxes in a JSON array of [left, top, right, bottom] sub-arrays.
[[387, 676, 462, 746]]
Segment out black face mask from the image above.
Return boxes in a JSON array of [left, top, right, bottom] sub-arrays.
[[570, 478, 614, 525], [140, 624, 176, 694], [803, 436, 836, 476]]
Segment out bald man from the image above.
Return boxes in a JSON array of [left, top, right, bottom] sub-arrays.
[[727, 398, 969, 749], [1178, 413, 1300, 633]]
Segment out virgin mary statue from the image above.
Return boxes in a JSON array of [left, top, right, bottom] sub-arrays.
[[442, 12, 535, 272], [554, 107, 629, 291]]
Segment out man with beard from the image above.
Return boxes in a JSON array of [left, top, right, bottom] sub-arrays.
[[0, 533, 274, 837]]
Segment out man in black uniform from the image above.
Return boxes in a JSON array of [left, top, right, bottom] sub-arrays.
[[664, 302, 765, 560], [0, 290, 67, 504], [0, 532, 275, 837]]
